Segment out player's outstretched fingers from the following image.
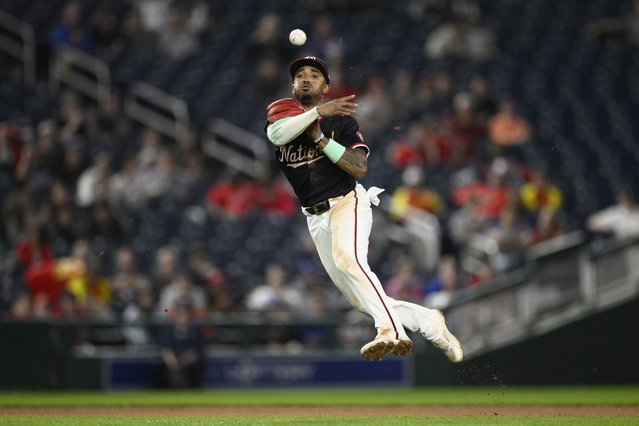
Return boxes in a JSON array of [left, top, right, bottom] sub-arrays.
[[318, 95, 358, 117], [335, 95, 357, 116]]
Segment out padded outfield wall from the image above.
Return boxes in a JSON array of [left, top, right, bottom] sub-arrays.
[[1, 297, 637, 390]]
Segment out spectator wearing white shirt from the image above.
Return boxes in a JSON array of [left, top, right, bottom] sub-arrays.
[[75, 152, 111, 208], [587, 187, 639, 240], [157, 274, 208, 317], [246, 264, 303, 313]]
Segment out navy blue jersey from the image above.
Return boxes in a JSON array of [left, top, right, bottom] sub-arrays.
[[267, 115, 369, 207]]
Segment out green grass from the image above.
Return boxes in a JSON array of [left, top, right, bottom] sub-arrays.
[[1, 386, 638, 407]]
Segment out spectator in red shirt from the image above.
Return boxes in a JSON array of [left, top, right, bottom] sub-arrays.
[[254, 171, 297, 218], [449, 91, 487, 154], [323, 67, 356, 101], [387, 122, 428, 168], [453, 157, 517, 221], [0, 123, 24, 172], [206, 170, 260, 218], [15, 226, 53, 269]]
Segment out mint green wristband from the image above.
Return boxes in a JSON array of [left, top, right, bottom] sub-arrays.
[[322, 138, 346, 163]]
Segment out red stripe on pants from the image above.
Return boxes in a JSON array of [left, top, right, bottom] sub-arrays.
[[352, 189, 399, 340]]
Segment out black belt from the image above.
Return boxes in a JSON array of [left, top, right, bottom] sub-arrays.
[[304, 200, 331, 215]]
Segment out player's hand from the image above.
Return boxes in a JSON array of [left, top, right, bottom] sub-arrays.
[[317, 95, 357, 117]]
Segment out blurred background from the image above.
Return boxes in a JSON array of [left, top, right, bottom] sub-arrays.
[[0, 0, 638, 389]]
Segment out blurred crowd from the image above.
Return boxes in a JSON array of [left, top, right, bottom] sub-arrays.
[[2, 0, 639, 341]]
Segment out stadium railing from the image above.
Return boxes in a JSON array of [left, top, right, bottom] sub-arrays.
[[0, 9, 35, 87], [203, 117, 271, 179], [445, 233, 639, 358], [49, 45, 111, 112], [123, 80, 190, 142]]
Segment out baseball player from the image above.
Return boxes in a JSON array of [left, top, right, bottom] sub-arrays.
[[265, 56, 463, 362]]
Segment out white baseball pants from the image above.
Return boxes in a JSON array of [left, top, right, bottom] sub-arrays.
[[304, 183, 440, 341]]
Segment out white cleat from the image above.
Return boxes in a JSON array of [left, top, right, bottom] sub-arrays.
[[425, 310, 464, 363], [393, 338, 413, 357], [360, 336, 413, 361]]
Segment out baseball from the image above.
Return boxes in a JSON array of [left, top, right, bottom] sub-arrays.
[[289, 29, 307, 46]]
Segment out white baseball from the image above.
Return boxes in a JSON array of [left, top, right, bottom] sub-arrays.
[[289, 29, 307, 46]]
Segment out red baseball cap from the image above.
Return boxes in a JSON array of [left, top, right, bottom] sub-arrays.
[[289, 56, 331, 84]]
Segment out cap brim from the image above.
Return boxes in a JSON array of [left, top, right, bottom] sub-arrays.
[[289, 58, 330, 83]]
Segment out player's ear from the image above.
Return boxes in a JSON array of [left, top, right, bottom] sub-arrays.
[[322, 84, 330, 95]]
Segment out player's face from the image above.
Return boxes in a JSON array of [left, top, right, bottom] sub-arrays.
[[292, 66, 329, 105]]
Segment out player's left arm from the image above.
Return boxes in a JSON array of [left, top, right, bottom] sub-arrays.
[[308, 118, 369, 180], [321, 139, 367, 180]]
